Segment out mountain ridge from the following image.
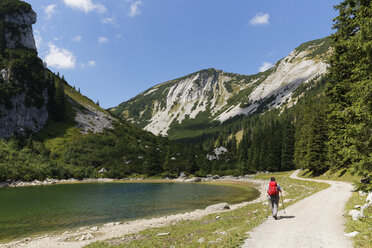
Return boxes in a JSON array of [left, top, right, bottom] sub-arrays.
[[111, 37, 331, 138]]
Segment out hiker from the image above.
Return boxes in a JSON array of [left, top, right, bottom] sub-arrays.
[[267, 177, 282, 220]]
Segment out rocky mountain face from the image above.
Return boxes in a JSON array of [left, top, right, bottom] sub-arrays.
[[0, 90, 48, 138], [1, 5, 37, 50], [0, 1, 47, 138], [0, 1, 114, 138], [111, 38, 331, 137]]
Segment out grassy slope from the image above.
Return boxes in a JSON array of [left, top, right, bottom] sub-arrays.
[[85, 171, 329, 248], [298, 168, 361, 183], [36, 83, 111, 154]]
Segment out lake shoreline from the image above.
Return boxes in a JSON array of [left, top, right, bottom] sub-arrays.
[[0, 174, 260, 188], [0, 177, 267, 248]]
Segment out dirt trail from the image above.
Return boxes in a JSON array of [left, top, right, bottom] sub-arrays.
[[242, 170, 354, 248]]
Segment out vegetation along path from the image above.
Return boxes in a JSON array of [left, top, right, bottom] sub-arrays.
[[242, 170, 354, 248]]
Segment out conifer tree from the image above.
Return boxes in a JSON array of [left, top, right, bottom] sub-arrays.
[[327, 0, 371, 189], [53, 78, 65, 121]]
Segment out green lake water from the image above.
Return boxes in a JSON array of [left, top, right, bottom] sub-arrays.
[[0, 182, 259, 242]]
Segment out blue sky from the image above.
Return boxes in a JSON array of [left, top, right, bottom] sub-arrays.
[[27, 0, 341, 108]]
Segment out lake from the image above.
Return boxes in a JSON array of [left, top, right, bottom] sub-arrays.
[[0, 182, 259, 242]]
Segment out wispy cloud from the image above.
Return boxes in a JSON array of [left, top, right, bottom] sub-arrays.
[[98, 36, 109, 43], [259, 62, 273, 72], [81, 60, 96, 68], [44, 4, 57, 19], [34, 30, 43, 50], [63, 0, 106, 14], [101, 17, 114, 24], [101, 16, 119, 27], [72, 36, 83, 42], [128, 0, 143, 17], [44, 43, 76, 70], [250, 13, 270, 25]]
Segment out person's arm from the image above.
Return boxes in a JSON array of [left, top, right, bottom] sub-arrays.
[[277, 184, 282, 192]]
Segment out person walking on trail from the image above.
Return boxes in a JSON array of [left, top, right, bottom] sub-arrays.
[[267, 177, 282, 220]]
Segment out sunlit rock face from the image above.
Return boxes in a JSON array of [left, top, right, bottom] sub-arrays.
[[112, 38, 331, 137]]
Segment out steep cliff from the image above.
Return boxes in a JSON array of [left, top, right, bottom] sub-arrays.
[[0, 0, 48, 138], [0, 0, 36, 50], [0, 1, 115, 138]]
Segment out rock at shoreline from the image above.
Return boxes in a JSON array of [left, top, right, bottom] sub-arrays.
[[185, 177, 202, 183], [205, 203, 230, 211]]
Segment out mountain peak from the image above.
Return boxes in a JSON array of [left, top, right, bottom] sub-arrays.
[[0, 0, 37, 50], [111, 37, 331, 138]]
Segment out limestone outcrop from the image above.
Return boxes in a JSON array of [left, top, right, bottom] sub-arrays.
[[1, 6, 37, 50], [0, 90, 48, 138]]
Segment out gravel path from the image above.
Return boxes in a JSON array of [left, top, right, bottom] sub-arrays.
[[242, 170, 354, 248]]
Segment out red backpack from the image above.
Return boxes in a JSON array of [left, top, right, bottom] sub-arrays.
[[267, 181, 279, 196]]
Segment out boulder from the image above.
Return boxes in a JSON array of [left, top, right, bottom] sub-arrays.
[[157, 233, 170, 236], [366, 192, 372, 203], [198, 237, 205, 243], [205, 203, 230, 211], [89, 226, 99, 232], [348, 210, 364, 220], [345, 231, 359, 237], [358, 191, 367, 196], [361, 203, 371, 213], [186, 177, 201, 183], [179, 172, 187, 178]]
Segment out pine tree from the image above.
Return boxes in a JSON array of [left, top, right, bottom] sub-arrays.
[[281, 121, 295, 171], [53, 79, 65, 121], [327, 0, 372, 190]]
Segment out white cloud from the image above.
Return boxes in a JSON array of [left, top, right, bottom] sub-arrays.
[[250, 13, 270, 25], [44, 4, 57, 19], [129, 1, 142, 17], [115, 33, 124, 41], [88, 60, 96, 66], [44, 43, 76, 70], [34, 30, 43, 50], [259, 62, 273, 72], [98, 36, 108, 43], [63, 0, 106, 14], [73, 36, 83, 42], [102, 17, 114, 24], [81, 60, 96, 68]]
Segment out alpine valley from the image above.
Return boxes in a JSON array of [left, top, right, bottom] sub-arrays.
[[0, 0, 371, 192]]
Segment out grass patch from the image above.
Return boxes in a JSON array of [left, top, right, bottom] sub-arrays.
[[298, 169, 361, 184], [36, 93, 81, 154], [84, 172, 329, 248], [344, 192, 372, 248]]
